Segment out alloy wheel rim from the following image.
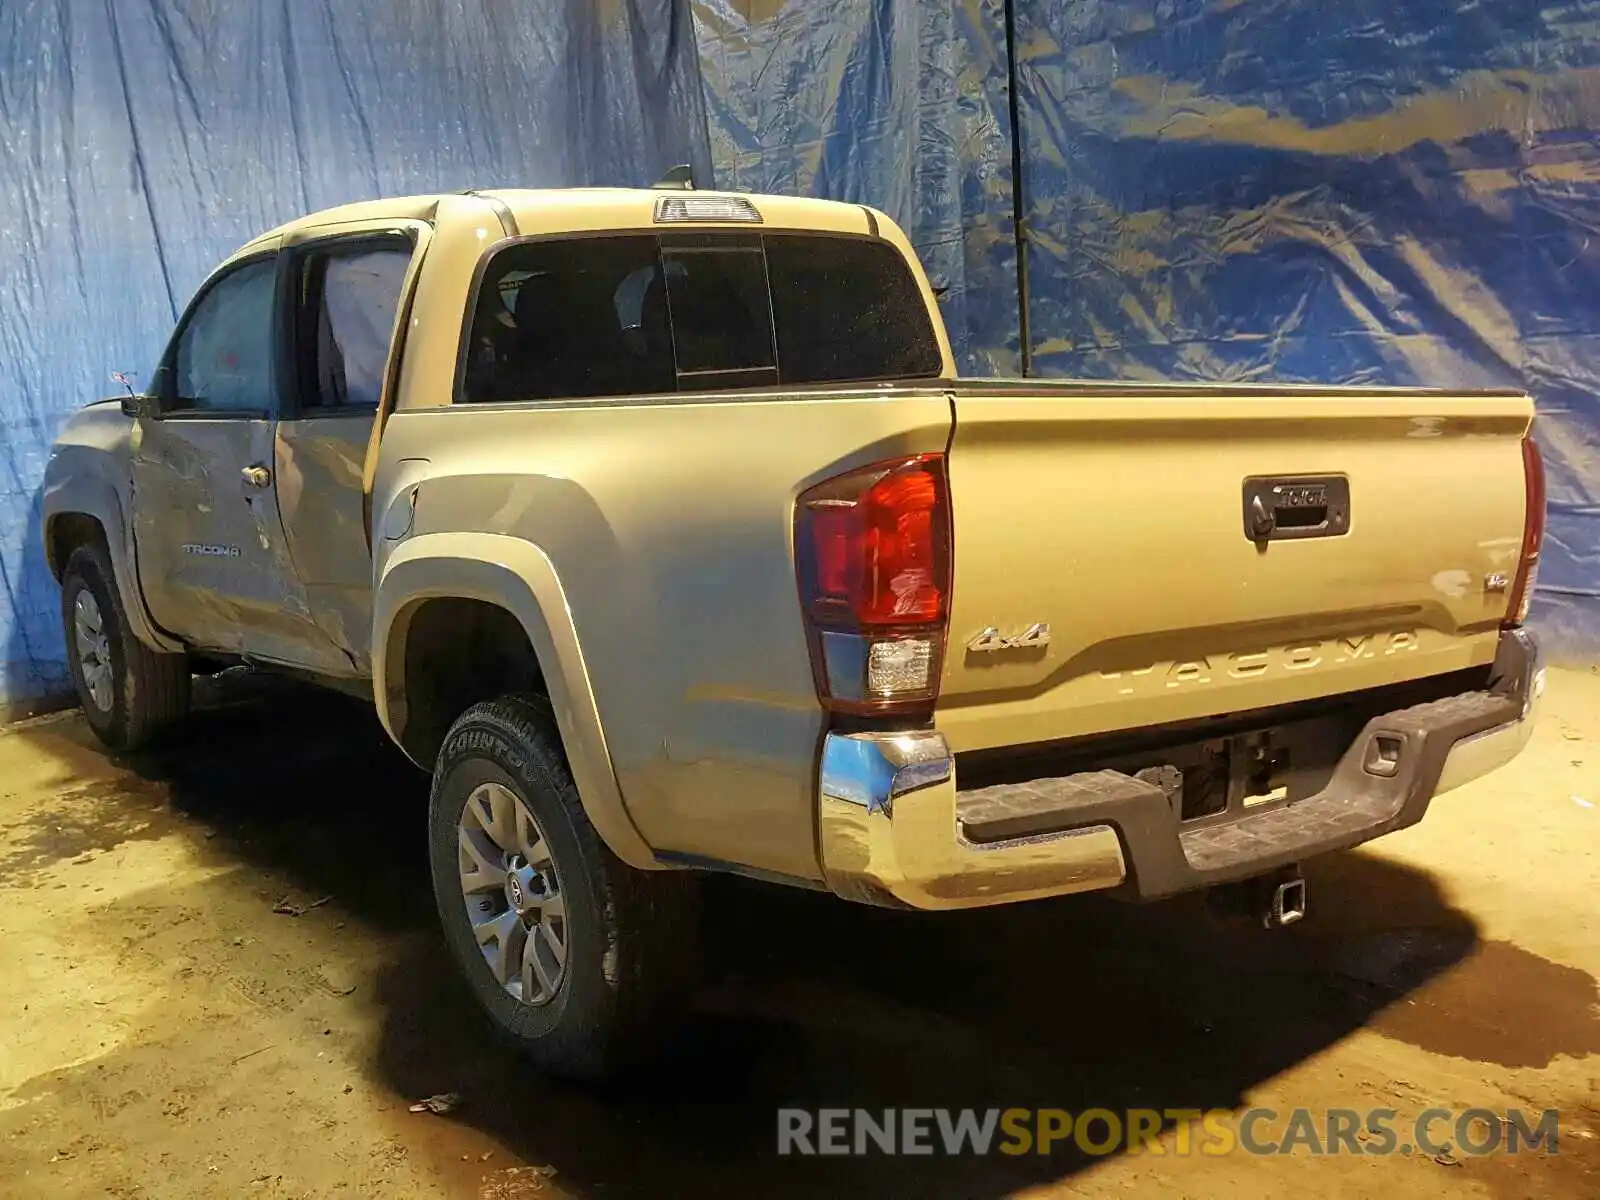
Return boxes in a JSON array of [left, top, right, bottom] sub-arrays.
[[457, 781, 568, 1006], [72, 590, 113, 713]]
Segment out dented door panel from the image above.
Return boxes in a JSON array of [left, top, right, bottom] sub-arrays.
[[274, 413, 377, 670], [131, 415, 320, 659]]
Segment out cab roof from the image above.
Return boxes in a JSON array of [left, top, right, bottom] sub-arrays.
[[249, 187, 883, 248]]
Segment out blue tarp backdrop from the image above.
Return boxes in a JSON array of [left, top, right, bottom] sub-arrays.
[[0, 0, 710, 706], [2, 0, 1598, 708], [695, 0, 1600, 661]]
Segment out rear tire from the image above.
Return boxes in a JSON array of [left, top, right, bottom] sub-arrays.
[[60, 543, 190, 751], [428, 695, 699, 1079]]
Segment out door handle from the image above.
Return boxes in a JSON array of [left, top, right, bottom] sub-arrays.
[[241, 464, 272, 489]]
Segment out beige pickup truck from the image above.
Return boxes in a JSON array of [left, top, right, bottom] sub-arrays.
[[43, 184, 1546, 1076]]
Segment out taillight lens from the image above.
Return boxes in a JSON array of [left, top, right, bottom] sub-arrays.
[[796, 455, 951, 714], [1504, 435, 1546, 628]]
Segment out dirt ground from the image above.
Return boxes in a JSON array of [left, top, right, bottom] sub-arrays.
[[0, 669, 1595, 1199]]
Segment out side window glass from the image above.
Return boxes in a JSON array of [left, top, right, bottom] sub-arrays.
[[172, 257, 278, 413], [299, 244, 412, 410]]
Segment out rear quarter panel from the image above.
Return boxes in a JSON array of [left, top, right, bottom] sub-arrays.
[[372, 389, 952, 881]]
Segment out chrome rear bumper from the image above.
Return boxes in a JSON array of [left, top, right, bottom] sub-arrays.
[[817, 629, 1542, 910], [818, 729, 1127, 909]]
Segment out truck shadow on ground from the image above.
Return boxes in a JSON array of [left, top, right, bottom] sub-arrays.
[[90, 676, 1586, 1198]]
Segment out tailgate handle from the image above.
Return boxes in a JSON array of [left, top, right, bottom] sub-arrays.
[[1243, 476, 1350, 544], [1271, 495, 1327, 528]]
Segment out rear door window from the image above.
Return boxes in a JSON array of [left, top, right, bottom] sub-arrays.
[[296, 242, 413, 410], [459, 231, 941, 404]]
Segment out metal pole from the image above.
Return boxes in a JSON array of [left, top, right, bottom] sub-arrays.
[[1003, 0, 1033, 377]]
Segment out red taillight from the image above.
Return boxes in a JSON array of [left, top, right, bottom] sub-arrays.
[[796, 455, 951, 713], [1504, 435, 1546, 628], [805, 458, 947, 626]]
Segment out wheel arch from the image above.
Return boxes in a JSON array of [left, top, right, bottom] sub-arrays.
[[42, 469, 182, 654], [374, 531, 657, 870], [46, 510, 111, 580]]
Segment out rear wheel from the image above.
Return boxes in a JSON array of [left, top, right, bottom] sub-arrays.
[[428, 696, 698, 1079], [60, 543, 190, 750]]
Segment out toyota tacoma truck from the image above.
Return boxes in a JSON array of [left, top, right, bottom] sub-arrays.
[[42, 184, 1547, 1077]]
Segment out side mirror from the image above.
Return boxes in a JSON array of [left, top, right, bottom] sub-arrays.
[[125, 364, 174, 419], [121, 392, 158, 420]]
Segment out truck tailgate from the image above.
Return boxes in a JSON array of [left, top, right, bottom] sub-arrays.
[[938, 383, 1534, 755]]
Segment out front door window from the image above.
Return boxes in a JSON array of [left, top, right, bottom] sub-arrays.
[[172, 257, 278, 414]]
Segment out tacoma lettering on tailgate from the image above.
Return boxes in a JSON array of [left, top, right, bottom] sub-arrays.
[[1100, 631, 1420, 695]]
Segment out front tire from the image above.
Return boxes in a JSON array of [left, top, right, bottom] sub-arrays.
[[60, 543, 190, 751], [428, 696, 698, 1079]]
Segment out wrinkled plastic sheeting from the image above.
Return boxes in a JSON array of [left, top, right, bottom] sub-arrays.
[[691, 0, 1022, 375], [697, 0, 1600, 660], [0, 0, 711, 707], [1011, 0, 1600, 660]]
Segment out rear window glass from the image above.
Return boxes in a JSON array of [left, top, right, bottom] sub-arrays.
[[764, 233, 942, 384], [459, 231, 941, 404]]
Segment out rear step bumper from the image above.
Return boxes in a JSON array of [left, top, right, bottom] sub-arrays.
[[817, 629, 1542, 909]]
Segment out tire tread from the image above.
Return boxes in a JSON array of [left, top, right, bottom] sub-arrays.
[[61, 542, 189, 750], [430, 695, 698, 1078]]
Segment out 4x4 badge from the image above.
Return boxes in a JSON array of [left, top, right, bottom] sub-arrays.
[[968, 622, 1051, 653]]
